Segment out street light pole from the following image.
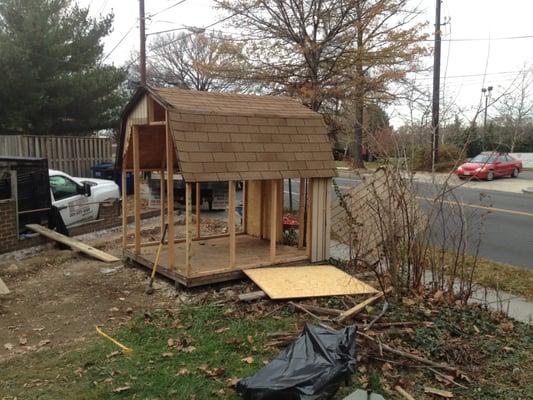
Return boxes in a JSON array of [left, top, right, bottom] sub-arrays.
[[481, 86, 493, 151]]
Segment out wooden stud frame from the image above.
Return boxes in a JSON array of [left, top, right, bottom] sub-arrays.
[[160, 168, 165, 230], [132, 126, 141, 255], [185, 182, 193, 276], [228, 181, 236, 268], [121, 168, 127, 249], [306, 178, 313, 259], [165, 111, 175, 270], [196, 182, 201, 239], [298, 178, 305, 249], [270, 180, 277, 262]]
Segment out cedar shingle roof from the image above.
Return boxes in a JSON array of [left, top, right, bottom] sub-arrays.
[[151, 87, 336, 182]]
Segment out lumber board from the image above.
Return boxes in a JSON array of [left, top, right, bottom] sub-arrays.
[[298, 179, 305, 249], [244, 265, 377, 300], [238, 291, 266, 302], [269, 181, 277, 262], [336, 288, 392, 323], [133, 126, 141, 254], [228, 181, 236, 268], [0, 277, 10, 295], [185, 182, 192, 276], [26, 224, 119, 263], [165, 113, 175, 270], [121, 169, 127, 248], [196, 182, 201, 239]]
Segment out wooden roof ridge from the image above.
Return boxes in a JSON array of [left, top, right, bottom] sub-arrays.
[[147, 86, 322, 119]]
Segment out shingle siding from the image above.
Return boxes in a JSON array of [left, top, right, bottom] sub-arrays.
[[150, 87, 336, 182]]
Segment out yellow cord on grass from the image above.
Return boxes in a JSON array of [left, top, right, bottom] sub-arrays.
[[95, 325, 133, 353]]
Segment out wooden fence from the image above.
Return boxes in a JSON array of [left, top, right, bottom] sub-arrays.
[[0, 135, 114, 177]]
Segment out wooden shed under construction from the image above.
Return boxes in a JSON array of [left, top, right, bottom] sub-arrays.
[[117, 86, 336, 287]]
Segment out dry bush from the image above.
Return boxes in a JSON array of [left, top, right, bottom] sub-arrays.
[[331, 163, 487, 303]]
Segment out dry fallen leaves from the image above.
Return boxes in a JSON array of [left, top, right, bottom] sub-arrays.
[[226, 377, 240, 387], [181, 345, 196, 353], [3, 343, 14, 351], [241, 356, 254, 364], [18, 337, 28, 346], [177, 368, 190, 376]]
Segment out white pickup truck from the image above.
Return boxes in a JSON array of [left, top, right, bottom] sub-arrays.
[[48, 169, 120, 227]]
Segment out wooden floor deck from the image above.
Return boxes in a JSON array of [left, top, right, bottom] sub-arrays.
[[124, 234, 309, 287]]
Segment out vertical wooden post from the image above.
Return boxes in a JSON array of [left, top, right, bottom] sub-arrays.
[[324, 178, 332, 260], [132, 126, 141, 255], [242, 180, 246, 233], [185, 182, 192, 276], [121, 168, 127, 249], [165, 114, 175, 270], [270, 180, 277, 262], [306, 178, 313, 259], [228, 181, 236, 268], [159, 169, 165, 230], [298, 178, 305, 249], [195, 182, 201, 239]]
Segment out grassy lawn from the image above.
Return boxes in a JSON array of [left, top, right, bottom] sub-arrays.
[[1, 297, 531, 399], [438, 252, 533, 300], [473, 257, 533, 300]]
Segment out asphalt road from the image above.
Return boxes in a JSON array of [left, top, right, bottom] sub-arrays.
[[283, 173, 533, 269]]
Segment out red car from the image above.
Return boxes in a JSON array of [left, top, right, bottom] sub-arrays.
[[455, 152, 522, 181]]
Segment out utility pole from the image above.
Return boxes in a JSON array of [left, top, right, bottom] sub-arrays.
[[481, 86, 493, 151], [431, 0, 442, 169], [139, 0, 146, 86]]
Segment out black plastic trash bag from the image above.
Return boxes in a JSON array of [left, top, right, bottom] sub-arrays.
[[236, 323, 357, 400]]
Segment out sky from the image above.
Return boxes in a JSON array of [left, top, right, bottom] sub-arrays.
[[82, 0, 533, 127]]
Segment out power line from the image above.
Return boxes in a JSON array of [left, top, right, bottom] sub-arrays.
[[147, 11, 241, 53], [103, 23, 136, 61], [145, 0, 189, 20], [414, 69, 533, 81]]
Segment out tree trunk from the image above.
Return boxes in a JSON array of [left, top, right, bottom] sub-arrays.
[[352, 101, 364, 168]]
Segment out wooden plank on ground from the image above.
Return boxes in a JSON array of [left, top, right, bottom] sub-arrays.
[[0, 277, 10, 295], [26, 224, 119, 263], [238, 291, 266, 302], [244, 265, 378, 300], [336, 288, 392, 323]]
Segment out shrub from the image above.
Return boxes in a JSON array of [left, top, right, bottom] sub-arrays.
[[411, 144, 464, 172]]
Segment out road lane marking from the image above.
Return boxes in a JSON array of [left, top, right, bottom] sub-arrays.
[[416, 196, 533, 218], [289, 184, 533, 218]]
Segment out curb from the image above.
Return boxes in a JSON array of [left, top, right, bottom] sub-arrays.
[[522, 187, 533, 195]]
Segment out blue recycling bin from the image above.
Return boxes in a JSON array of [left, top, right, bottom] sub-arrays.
[[92, 162, 133, 195]]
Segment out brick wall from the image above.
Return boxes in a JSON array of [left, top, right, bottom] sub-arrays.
[[0, 199, 18, 253], [0, 200, 160, 255]]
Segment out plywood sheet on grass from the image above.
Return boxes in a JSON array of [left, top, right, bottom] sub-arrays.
[[244, 265, 378, 299]]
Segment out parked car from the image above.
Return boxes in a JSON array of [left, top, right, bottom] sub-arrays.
[[455, 152, 523, 181], [49, 169, 120, 226]]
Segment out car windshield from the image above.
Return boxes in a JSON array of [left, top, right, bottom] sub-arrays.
[[470, 154, 497, 164]]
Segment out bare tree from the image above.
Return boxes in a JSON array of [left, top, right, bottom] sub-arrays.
[[215, 0, 362, 110], [216, 0, 428, 168], [129, 31, 247, 92], [494, 68, 533, 152]]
